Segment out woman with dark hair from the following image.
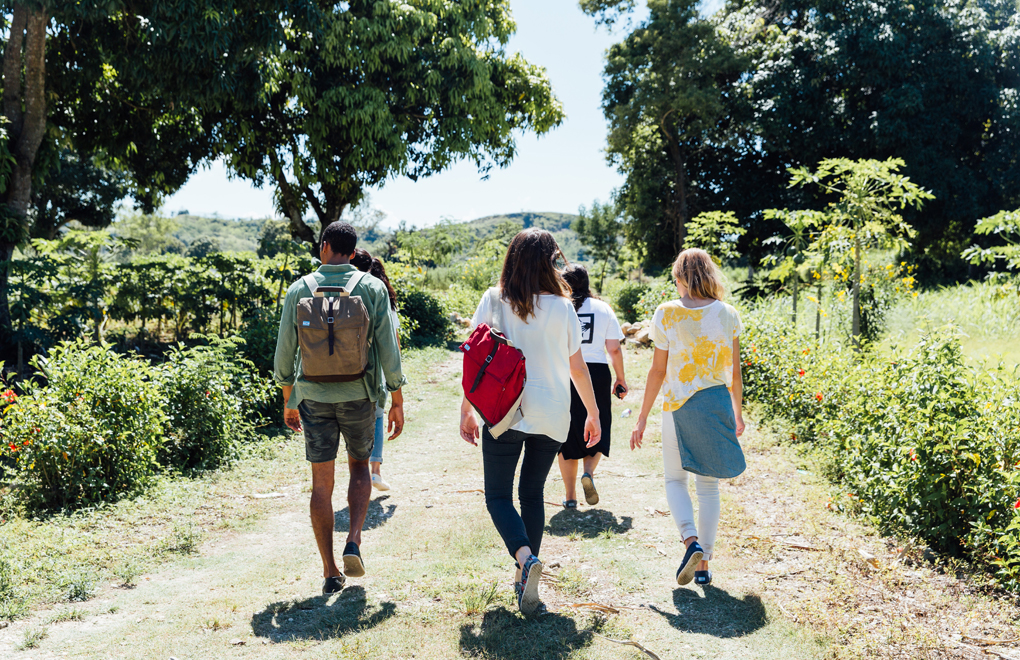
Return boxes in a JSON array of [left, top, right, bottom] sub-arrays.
[[558, 264, 628, 508], [460, 228, 602, 617], [353, 249, 400, 491]]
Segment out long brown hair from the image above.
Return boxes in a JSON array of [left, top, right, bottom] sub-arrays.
[[562, 264, 597, 311], [353, 249, 397, 311], [499, 228, 569, 320]]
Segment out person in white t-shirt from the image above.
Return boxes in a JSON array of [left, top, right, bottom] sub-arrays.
[[556, 265, 628, 509], [459, 228, 602, 618], [352, 250, 402, 492]]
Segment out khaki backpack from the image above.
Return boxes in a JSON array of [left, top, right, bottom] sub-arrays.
[[296, 271, 371, 382]]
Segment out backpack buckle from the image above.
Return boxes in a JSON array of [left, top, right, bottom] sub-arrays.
[[327, 317, 334, 324], [484, 355, 492, 363]]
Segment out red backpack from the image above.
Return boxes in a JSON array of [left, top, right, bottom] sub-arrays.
[[460, 289, 526, 437]]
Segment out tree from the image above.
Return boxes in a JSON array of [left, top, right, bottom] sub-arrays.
[[31, 149, 130, 240], [789, 158, 933, 345], [721, 0, 1020, 277], [588, 0, 747, 267], [963, 209, 1020, 296], [683, 211, 746, 264], [223, 0, 565, 247], [111, 212, 184, 257], [393, 219, 468, 269], [759, 209, 825, 327], [1, 1, 310, 347], [573, 201, 624, 291]]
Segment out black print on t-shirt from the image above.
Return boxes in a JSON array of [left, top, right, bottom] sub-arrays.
[[578, 313, 595, 344]]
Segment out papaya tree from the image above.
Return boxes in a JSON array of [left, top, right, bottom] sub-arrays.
[[760, 209, 826, 328], [789, 158, 932, 346]]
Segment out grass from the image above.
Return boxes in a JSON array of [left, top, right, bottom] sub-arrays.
[[15, 627, 46, 650]]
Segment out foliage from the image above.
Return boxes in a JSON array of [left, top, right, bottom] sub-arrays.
[[157, 337, 273, 472], [222, 0, 565, 244], [632, 280, 676, 321], [741, 307, 1020, 588], [574, 201, 624, 290], [185, 237, 220, 259], [111, 211, 184, 256], [239, 307, 282, 377], [683, 211, 746, 264], [789, 158, 931, 342], [3, 341, 166, 510], [394, 219, 469, 268], [615, 283, 651, 324], [594, 0, 747, 268], [963, 209, 1020, 296], [30, 149, 130, 240], [396, 288, 452, 348]]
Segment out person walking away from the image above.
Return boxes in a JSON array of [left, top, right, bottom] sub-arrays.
[[629, 248, 745, 587], [275, 222, 406, 595], [459, 229, 602, 617], [352, 249, 402, 491], [557, 264, 628, 508]]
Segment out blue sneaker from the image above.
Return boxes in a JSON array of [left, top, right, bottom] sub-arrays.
[[676, 541, 704, 586], [516, 555, 545, 616], [694, 570, 712, 586]]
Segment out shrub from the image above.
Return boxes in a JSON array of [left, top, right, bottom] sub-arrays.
[[615, 283, 651, 323], [396, 288, 453, 347], [239, 306, 281, 376], [4, 341, 166, 509], [157, 336, 274, 472], [437, 283, 482, 319], [741, 305, 1020, 589]]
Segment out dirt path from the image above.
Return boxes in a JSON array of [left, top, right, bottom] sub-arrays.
[[2, 348, 1016, 659]]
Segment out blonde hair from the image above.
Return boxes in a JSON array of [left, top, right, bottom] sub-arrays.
[[672, 248, 725, 300]]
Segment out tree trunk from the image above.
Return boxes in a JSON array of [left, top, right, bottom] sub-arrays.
[[0, 4, 47, 343], [852, 234, 861, 349], [660, 113, 689, 255], [815, 275, 822, 343], [791, 272, 798, 327], [268, 152, 317, 249]]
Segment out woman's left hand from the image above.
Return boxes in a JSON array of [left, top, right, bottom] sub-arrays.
[[583, 414, 602, 448], [734, 412, 745, 438], [460, 407, 480, 446], [630, 415, 647, 450]]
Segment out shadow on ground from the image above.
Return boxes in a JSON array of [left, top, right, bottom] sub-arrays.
[[334, 494, 397, 533], [459, 607, 598, 659], [649, 585, 769, 638], [251, 586, 396, 642], [546, 508, 633, 538]]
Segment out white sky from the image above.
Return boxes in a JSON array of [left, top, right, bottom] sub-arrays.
[[164, 0, 725, 228]]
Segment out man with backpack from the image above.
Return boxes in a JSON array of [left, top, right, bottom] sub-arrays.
[[274, 221, 406, 595]]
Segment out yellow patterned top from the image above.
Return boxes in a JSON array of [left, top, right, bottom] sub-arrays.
[[649, 299, 743, 412]]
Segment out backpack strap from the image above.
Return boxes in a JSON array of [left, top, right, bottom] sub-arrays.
[[305, 269, 369, 297], [341, 269, 368, 296], [301, 274, 319, 296]]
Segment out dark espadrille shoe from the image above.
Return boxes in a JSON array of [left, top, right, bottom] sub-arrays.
[[342, 541, 365, 578], [675, 541, 704, 586]]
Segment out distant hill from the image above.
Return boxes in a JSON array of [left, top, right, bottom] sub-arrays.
[[172, 214, 267, 253], [459, 212, 584, 262], [158, 210, 586, 261]]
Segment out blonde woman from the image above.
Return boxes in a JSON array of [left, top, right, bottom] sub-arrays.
[[630, 248, 745, 587]]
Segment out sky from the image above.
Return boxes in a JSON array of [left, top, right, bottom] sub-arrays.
[[164, 0, 725, 228]]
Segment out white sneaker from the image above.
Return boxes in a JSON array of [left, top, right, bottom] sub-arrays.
[[371, 474, 390, 491]]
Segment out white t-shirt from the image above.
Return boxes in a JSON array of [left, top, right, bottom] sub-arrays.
[[576, 297, 624, 364], [649, 299, 743, 412], [471, 288, 582, 442]]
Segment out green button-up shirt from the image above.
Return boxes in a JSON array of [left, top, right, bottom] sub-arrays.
[[274, 264, 406, 408]]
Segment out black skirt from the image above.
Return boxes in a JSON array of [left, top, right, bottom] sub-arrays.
[[560, 362, 613, 460]]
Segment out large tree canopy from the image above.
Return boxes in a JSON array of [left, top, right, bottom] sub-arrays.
[[223, 0, 565, 246], [588, 0, 1020, 275]]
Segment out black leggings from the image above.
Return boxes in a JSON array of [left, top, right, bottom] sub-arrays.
[[481, 427, 561, 559]]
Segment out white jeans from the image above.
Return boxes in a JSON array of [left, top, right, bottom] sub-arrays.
[[662, 411, 720, 561]]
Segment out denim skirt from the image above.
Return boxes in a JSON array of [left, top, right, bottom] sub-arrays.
[[670, 385, 746, 479]]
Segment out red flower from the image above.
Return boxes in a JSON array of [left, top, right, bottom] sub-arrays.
[[797, 369, 805, 377], [1, 389, 15, 403], [815, 393, 824, 401], [8, 443, 16, 452], [205, 390, 210, 397], [790, 432, 797, 441], [1015, 499, 1020, 510], [909, 449, 917, 462]]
